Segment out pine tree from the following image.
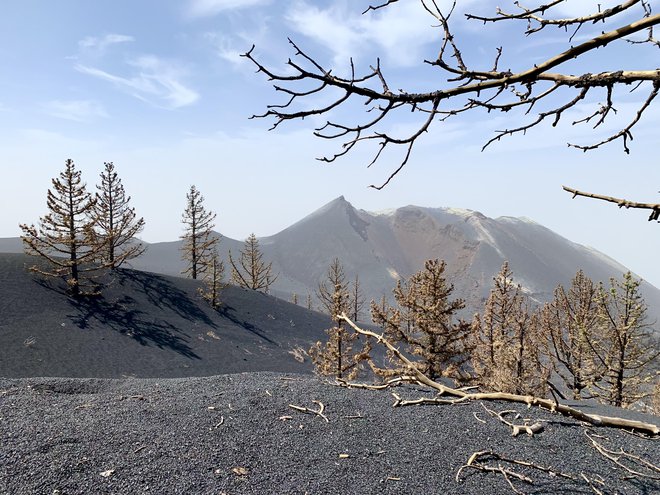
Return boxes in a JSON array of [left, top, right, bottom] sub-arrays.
[[652, 378, 660, 415], [371, 259, 472, 382], [228, 233, 277, 292], [306, 293, 313, 311], [291, 293, 298, 305], [91, 162, 145, 269], [471, 262, 548, 396], [180, 185, 218, 280], [309, 258, 371, 379], [19, 159, 99, 297], [591, 272, 659, 408], [350, 274, 365, 322], [541, 270, 602, 400], [199, 248, 225, 309]]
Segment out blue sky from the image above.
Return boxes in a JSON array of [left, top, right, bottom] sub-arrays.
[[1, 0, 659, 287]]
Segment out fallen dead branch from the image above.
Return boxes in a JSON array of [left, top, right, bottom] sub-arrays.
[[336, 375, 418, 390], [338, 313, 660, 436], [392, 392, 467, 407], [456, 450, 576, 492], [288, 400, 329, 422], [480, 404, 545, 437], [585, 430, 660, 480]]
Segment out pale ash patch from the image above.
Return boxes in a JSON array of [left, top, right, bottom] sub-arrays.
[[370, 208, 397, 217], [444, 207, 475, 219], [468, 216, 506, 258], [582, 245, 630, 276], [498, 216, 540, 226]]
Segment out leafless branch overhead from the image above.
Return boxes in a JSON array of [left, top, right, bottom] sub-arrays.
[[562, 186, 660, 221], [245, 1, 660, 188]]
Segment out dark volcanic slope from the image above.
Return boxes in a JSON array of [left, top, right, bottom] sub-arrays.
[[0, 253, 331, 378], [1, 373, 658, 494]]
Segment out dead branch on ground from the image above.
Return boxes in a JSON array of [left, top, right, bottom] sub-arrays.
[[288, 400, 329, 422], [338, 313, 660, 436], [456, 450, 576, 492], [480, 403, 545, 437], [585, 430, 660, 479]]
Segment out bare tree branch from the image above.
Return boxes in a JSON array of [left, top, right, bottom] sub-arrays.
[[338, 313, 660, 436], [562, 186, 660, 221], [246, 2, 660, 187]]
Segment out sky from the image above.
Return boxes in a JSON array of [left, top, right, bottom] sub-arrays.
[[1, 0, 659, 286]]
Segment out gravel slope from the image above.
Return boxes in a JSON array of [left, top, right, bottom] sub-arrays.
[[1, 373, 658, 494]]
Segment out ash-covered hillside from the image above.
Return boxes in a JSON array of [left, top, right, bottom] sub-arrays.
[[0, 253, 331, 379]]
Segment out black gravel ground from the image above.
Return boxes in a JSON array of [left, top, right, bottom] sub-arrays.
[[1, 373, 658, 494]]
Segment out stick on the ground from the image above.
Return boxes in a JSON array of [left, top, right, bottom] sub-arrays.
[[585, 430, 660, 479], [289, 400, 329, 422], [481, 404, 545, 436]]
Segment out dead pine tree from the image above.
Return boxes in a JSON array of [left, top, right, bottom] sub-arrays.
[[180, 185, 218, 280], [91, 161, 146, 269], [291, 293, 299, 305], [371, 259, 472, 382], [228, 233, 277, 292], [541, 270, 603, 400], [350, 274, 365, 322], [591, 272, 659, 408], [309, 258, 371, 380], [471, 262, 548, 396], [306, 293, 313, 311], [20, 159, 100, 297], [199, 248, 225, 309]]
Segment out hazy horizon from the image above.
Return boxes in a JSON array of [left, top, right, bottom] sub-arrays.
[[1, 1, 658, 287]]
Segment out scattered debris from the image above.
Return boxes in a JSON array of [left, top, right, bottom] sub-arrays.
[[289, 400, 329, 422], [99, 469, 115, 478], [232, 466, 249, 477]]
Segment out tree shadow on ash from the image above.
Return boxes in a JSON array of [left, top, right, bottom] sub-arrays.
[[68, 295, 200, 360], [218, 304, 278, 346], [119, 270, 215, 327], [34, 271, 204, 359]]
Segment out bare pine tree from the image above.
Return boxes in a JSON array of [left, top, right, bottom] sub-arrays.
[[306, 293, 313, 311], [291, 293, 299, 305], [591, 272, 659, 408], [181, 185, 218, 280], [309, 258, 371, 379], [541, 270, 602, 400], [19, 159, 99, 297], [652, 378, 660, 415], [229, 233, 277, 292], [471, 262, 548, 396], [350, 274, 365, 322], [371, 259, 472, 382], [199, 248, 225, 309], [91, 162, 145, 269]]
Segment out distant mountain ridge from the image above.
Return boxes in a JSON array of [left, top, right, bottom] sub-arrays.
[[2, 196, 659, 320]]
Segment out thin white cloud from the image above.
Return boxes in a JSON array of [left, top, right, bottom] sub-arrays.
[[43, 99, 108, 122], [285, 1, 478, 69], [205, 32, 244, 66], [187, 0, 271, 18], [75, 56, 199, 109], [552, 0, 630, 18], [78, 34, 134, 52]]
